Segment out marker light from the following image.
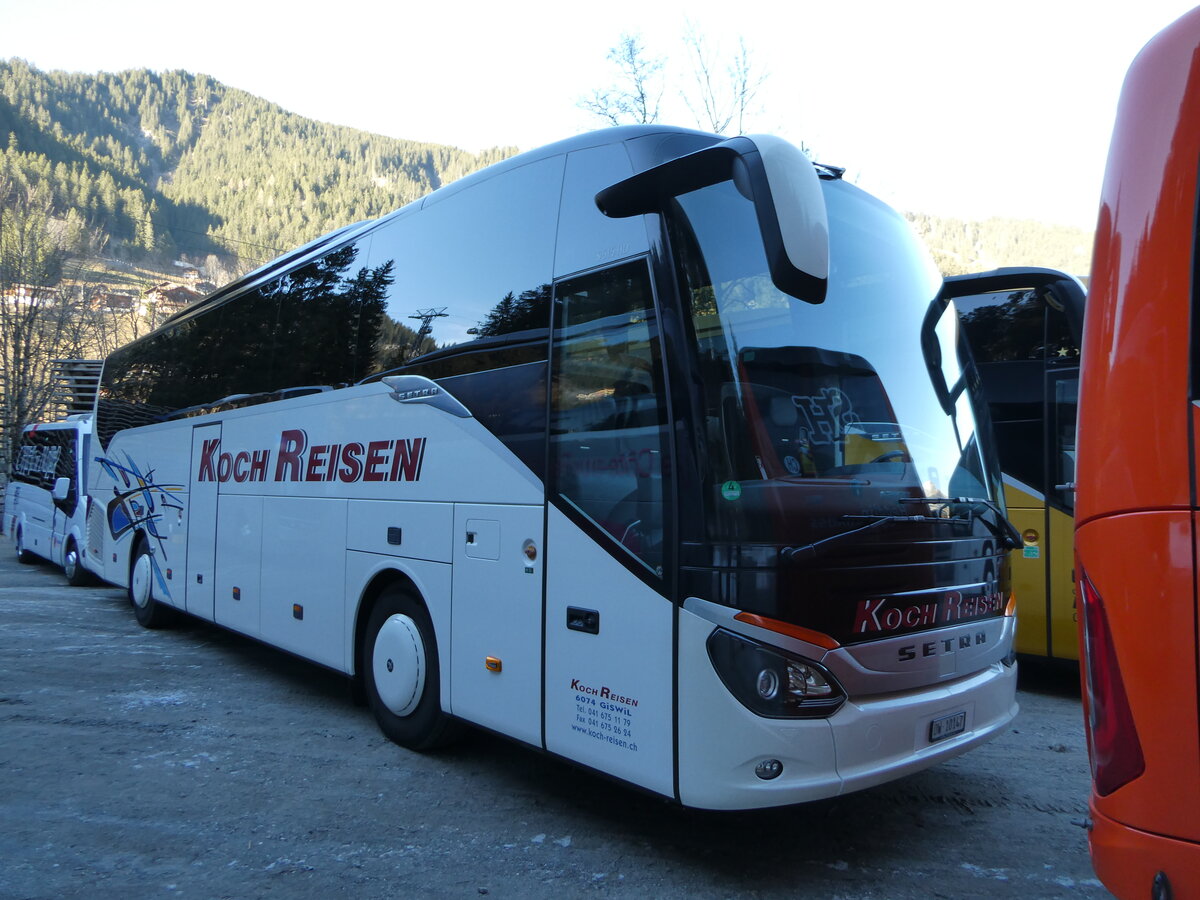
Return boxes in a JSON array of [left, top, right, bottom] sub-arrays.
[[707, 628, 845, 719]]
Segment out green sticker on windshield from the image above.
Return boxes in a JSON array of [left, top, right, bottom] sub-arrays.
[[721, 480, 742, 501]]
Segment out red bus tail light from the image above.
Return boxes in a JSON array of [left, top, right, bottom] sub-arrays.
[[1078, 567, 1145, 796]]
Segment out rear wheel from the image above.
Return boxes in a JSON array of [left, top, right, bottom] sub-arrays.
[[129, 540, 172, 629], [362, 584, 458, 750], [15, 527, 35, 564]]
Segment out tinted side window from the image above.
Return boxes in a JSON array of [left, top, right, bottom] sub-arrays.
[[957, 291, 1044, 492], [437, 362, 548, 477], [364, 154, 565, 377], [268, 240, 391, 390], [1045, 300, 1080, 368], [1051, 375, 1078, 512], [549, 260, 669, 577], [955, 287, 1081, 500], [554, 143, 648, 279], [959, 290, 1045, 363], [97, 326, 190, 448], [13, 429, 65, 488], [357, 157, 564, 478], [186, 236, 385, 400], [12, 427, 78, 511], [97, 237, 381, 447]]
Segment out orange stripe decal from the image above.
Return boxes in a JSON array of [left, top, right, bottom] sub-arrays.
[[734, 612, 841, 650]]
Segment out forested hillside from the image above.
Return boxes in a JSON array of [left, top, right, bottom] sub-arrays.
[[1, 57, 1093, 279], [0, 59, 515, 273], [907, 212, 1092, 277]]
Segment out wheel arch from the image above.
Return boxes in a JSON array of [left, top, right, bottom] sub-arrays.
[[352, 567, 426, 680], [126, 529, 149, 580]]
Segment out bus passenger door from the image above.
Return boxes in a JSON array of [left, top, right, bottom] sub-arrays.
[[542, 261, 676, 799], [449, 503, 544, 747], [186, 423, 220, 620], [1046, 370, 1079, 660]]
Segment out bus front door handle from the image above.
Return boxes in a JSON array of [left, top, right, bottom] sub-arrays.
[[566, 607, 600, 635]]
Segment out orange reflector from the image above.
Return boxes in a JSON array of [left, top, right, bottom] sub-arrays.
[[734, 612, 840, 650], [485, 656, 502, 672], [1005, 593, 1017, 617]]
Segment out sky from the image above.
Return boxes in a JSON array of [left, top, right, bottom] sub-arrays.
[[1, 0, 1197, 230]]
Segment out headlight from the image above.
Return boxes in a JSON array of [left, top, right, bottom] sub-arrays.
[[707, 628, 845, 719]]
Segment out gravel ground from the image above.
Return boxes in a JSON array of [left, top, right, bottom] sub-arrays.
[[0, 548, 1107, 899]]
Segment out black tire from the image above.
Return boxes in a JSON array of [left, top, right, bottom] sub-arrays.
[[15, 527, 35, 564], [63, 538, 92, 586], [362, 584, 458, 751], [129, 539, 172, 629]]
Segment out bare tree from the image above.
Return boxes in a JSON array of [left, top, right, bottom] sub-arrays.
[[681, 23, 767, 135], [578, 34, 665, 126], [0, 178, 123, 470], [581, 27, 767, 135], [1, 179, 72, 464]]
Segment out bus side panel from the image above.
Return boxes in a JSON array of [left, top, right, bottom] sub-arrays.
[[1076, 511, 1200, 843], [543, 505, 674, 798], [346, 499, 453, 565], [91, 424, 193, 594], [1075, 11, 1198, 526], [449, 503, 543, 747], [12, 481, 53, 560], [1046, 505, 1078, 662], [214, 494, 263, 637], [186, 423, 220, 619], [260, 496, 349, 672], [1003, 479, 1048, 656]]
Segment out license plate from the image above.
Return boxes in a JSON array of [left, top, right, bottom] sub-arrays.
[[929, 710, 967, 743]]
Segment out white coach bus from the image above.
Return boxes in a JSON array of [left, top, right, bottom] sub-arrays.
[[6, 414, 95, 585], [87, 126, 1018, 809]]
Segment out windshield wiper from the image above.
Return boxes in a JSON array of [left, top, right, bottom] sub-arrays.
[[781, 513, 956, 563], [900, 496, 1022, 550]]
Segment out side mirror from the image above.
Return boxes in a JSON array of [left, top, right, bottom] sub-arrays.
[[51, 477, 71, 502], [595, 135, 829, 304]]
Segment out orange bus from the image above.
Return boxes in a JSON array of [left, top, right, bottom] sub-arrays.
[[1075, 7, 1200, 896]]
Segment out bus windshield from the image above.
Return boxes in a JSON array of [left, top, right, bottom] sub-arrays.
[[669, 177, 998, 549]]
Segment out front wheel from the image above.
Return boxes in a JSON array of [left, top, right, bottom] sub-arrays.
[[63, 538, 91, 586], [362, 584, 458, 751], [129, 540, 172, 629]]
